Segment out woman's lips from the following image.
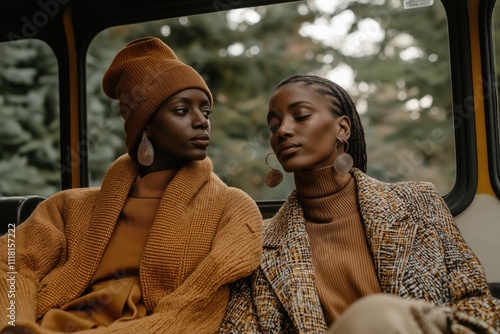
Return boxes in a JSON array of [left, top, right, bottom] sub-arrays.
[[191, 134, 210, 148], [277, 142, 300, 158]]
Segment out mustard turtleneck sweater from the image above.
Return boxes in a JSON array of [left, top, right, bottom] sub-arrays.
[[294, 165, 381, 325]]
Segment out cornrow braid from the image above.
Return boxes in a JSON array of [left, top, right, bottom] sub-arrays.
[[275, 74, 367, 172]]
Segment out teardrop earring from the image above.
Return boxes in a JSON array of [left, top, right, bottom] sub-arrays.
[[137, 132, 154, 167], [265, 153, 283, 188], [333, 140, 353, 174]]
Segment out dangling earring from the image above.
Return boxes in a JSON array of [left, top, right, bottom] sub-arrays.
[[265, 153, 283, 188], [137, 132, 154, 167], [334, 140, 353, 174]]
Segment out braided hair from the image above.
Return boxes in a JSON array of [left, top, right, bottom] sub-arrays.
[[275, 74, 367, 172]]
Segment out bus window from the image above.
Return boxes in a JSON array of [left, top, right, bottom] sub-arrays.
[[86, 0, 455, 200], [0, 39, 60, 197]]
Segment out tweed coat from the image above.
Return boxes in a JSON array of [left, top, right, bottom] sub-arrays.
[[221, 168, 500, 334]]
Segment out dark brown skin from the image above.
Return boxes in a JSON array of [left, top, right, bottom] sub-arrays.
[[267, 82, 351, 173], [142, 88, 212, 174]]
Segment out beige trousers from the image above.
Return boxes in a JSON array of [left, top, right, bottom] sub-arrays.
[[327, 294, 450, 334]]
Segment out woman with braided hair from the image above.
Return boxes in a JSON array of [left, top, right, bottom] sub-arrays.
[[221, 74, 500, 333]]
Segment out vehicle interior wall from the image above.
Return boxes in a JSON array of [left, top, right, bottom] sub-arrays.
[[460, 0, 500, 283]]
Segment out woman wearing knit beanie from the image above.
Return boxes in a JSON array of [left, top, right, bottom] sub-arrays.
[[221, 75, 500, 333], [0, 37, 262, 334]]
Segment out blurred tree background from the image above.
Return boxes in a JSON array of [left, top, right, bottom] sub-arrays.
[[1, 0, 473, 198], [0, 40, 59, 195]]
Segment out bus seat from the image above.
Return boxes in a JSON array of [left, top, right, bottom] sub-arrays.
[[0, 195, 46, 235], [489, 282, 500, 299]]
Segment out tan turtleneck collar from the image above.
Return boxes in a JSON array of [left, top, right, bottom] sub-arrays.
[[294, 165, 356, 223], [294, 164, 381, 325], [130, 169, 178, 199]]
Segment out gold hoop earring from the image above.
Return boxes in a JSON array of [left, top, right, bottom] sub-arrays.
[[333, 140, 353, 174], [137, 131, 154, 166], [265, 153, 283, 188]]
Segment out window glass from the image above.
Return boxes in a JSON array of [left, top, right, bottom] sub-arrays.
[[0, 39, 60, 196], [87, 0, 455, 199]]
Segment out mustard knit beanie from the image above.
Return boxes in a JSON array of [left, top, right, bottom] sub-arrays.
[[102, 37, 213, 159]]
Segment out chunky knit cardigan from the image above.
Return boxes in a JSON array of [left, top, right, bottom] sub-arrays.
[[0, 154, 263, 334], [221, 168, 500, 334]]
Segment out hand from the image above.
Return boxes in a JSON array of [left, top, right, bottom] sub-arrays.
[[327, 294, 450, 334], [0, 325, 37, 334]]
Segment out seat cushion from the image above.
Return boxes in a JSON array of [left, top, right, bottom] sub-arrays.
[[0, 195, 46, 234]]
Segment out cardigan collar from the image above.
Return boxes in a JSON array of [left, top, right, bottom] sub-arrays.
[[39, 154, 141, 315], [77, 154, 140, 286], [74, 154, 217, 311]]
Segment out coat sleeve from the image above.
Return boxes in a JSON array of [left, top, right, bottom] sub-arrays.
[[75, 188, 263, 334], [420, 186, 500, 333], [220, 276, 262, 333], [0, 192, 67, 331]]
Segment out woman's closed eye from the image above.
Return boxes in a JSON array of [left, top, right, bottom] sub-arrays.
[[269, 115, 310, 132], [269, 120, 280, 133], [295, 114, 311, 121]]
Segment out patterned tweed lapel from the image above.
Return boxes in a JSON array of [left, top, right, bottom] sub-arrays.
[[352, 169, 420, 295], [261, 191, 327, 332]]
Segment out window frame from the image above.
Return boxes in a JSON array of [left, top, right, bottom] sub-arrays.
[[479, 0, 500, 199]]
